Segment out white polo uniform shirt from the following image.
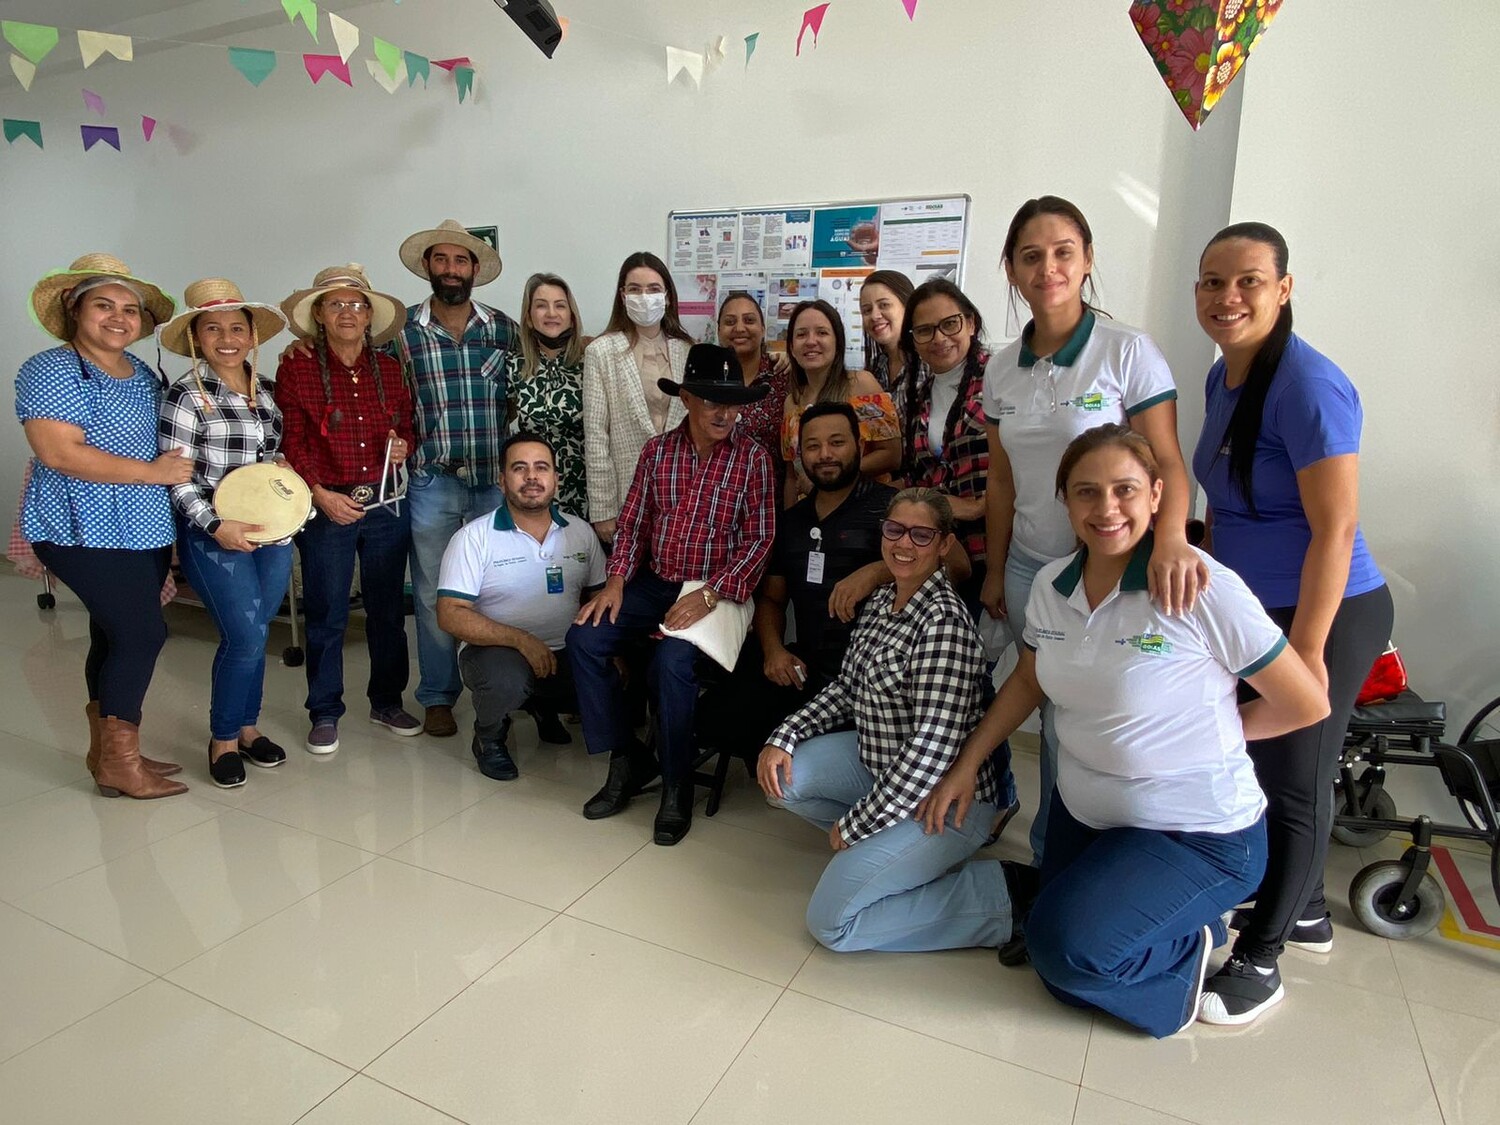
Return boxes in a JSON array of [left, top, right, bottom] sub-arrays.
[[437, 501, 606, 652], [983, 312, 1178, 561], [1023, 535, 1286, 834]]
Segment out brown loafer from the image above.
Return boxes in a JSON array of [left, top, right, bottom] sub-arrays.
[[423, 705, 458, 737]]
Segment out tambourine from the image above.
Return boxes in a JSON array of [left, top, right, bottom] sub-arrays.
[[214, 462, 315, 543]]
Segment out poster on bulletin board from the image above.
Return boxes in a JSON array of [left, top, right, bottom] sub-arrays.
[[668, 194, 970, 369]]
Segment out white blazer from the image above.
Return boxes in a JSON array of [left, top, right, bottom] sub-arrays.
[[581, 331, 688, 523]]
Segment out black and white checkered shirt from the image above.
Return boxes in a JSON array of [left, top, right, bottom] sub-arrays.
[[766, 571, 999, 844], [158, 367, 284, 534]]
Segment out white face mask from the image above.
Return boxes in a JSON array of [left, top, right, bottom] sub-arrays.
[[624, 292, 667, 327]]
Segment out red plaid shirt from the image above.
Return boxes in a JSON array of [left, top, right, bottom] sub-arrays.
[[608, 421, 775, 604], [275, 348, 415, 489], [908, 352, 989, 561]]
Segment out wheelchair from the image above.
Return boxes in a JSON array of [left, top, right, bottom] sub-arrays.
[[1331, 690, 1500, 940]]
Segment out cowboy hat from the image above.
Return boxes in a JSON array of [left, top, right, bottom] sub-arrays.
[[29, 252, 175, 343], [280, 264, 405, 347], [157, 278, 288, 357], [398, 219, 502, 286], [659, 343, 769, 405]]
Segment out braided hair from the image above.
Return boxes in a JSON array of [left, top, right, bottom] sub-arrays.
[[312, 312, 390, 432]]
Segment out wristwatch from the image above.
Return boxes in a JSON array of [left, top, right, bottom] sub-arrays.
[[700, 586, 719, 611]]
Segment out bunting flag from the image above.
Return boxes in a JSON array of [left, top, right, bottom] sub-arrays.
[[2, 20, 59, 65], [281, 0, 318, 41], [901, 0, 919, 19], [404, 51, 430, 86], [454, 65, 474, 103], [227, 46, 277, 86], [80, 124, 121, 152], [141, 115, 156, 141], [373, 36, 401, 79], [559, 17, 570, 42], [797, 4, 831, 56], [431, 56, 471, 72], [303, 53, 352, 86], [3, 118, 43, 148], [77, 30, 133, 66], [744, 32, 759, 68], [10, 55, 37, 91], [704, 35, 728, 75], [82, 89, 106, 116], [665, 46, 704, 88], [365, 56, 406, 93], [328, 12, 358, 63]]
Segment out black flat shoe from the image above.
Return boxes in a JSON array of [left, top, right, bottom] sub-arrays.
[[997, 859, 1040, 967], [528, 705, 573, 745], [238, 735, 286, 769], [209, 744, 246, 789], [653, 779, 694, 846], [472, 726, 519, 782]]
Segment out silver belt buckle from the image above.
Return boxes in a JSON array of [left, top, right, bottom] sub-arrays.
[[455, 464, 470, 482], [349, 484, 375, 505]]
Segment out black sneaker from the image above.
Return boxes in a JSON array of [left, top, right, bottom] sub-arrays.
[[472, 726, 518, 782], [1227, 909, 1334, 954], [1197, 954, 1285, 1026], [238, 735, 287, 769], [208, 745, 246, 789], [1176, 925, 1214, 1035]]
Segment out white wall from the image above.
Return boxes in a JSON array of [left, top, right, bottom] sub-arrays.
[[0, 0, 1223, 528], [1231, 4, 1500, 746]]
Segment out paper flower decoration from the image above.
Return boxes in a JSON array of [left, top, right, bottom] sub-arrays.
[[1130, 0, 1284, 129]]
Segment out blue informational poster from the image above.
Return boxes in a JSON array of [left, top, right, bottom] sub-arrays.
[[810, 205, 881, 268]]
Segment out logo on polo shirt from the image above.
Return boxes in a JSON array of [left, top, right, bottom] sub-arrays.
[[565, 551, 589, 565], [1117, 632, 1174, 656], [1064, 391, 1106, 412]]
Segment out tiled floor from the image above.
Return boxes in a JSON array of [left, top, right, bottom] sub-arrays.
[[1, 572, 1496, 1124]]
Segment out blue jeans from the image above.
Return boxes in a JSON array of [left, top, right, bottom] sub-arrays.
[[177, 522, 294, 740], [566, 570, 700, 782], [770, 731, 1013, 952], [297, 503, 411, 723], [407, 471, 504, 708], [1005, 543, 1060, 863], [1028, 793, 1268, 1038]]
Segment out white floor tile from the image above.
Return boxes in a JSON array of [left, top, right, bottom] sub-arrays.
[[1408, 1001, 1500, 1125], [1072, 1089, 1200, 1125], [0, 731, 89, 806], [297, 1076, 465, 1124]]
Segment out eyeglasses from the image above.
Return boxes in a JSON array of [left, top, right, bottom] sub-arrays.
[[881, 519, 940, 547], [321, 300, 371, 314], [910, 314, 968, 344], [622, 284, 666, 296]]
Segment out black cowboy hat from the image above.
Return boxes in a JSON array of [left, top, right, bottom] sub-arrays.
[[659, 343, 769, 405]]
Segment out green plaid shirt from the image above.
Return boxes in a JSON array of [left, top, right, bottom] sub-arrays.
[[393, 298, 520, 486]]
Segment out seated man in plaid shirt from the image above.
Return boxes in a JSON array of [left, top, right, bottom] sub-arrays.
[[569, 344, 774, 847]]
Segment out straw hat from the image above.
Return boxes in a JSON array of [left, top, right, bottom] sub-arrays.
[[398, 219, 502, 286], [157, 278, 288, 357], [28, 252, 175, 343], [280, 264, 405, 347]]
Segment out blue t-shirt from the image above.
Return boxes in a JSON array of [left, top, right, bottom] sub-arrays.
[[1192, 334, 1383, 609], [15, 346, 176, 550]]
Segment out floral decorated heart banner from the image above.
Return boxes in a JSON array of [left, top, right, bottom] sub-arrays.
[[1130, 0, 1284, 130]]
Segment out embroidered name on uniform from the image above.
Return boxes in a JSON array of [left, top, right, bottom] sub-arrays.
[[490, 555, 527, 568], [1033, 627, 1067, 641], [1117, 632, 1174, 656], [992, 404, 1018, 416]]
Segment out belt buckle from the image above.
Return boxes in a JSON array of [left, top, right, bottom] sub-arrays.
[[349, 484, 375, 505], [455, 465, 470, 482]]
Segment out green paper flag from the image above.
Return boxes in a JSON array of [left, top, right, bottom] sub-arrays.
[[228, 47, 277, 86], [744, 32, 758, 68], [374, 37, 401, 80], [281, 0, 319, 42], [2, 21, 59, 65], [3, 118, 43, 148], [404, 51, 429, 87], [454, 66, 474, 104]]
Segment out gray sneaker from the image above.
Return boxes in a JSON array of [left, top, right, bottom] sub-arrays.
[[306, 720, 340, 755], [370, 706, 422, 737]]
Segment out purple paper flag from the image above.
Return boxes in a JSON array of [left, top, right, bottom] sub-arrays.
[[81, 124, 121, 152], [902, 0, 918, 19], [142, 115, 156, 141], [82, 88, 106, 115]]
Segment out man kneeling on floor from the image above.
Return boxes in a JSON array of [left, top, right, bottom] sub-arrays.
[[436, 433, 605, 780]]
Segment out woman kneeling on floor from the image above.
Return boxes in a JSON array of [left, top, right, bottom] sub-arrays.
[[756, 486, 1019, 953], [920, 424, 1328, 1037]]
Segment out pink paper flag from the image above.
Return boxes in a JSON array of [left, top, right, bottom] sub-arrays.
[[80, 124, 120, 152], [141, 115, 156, 141], [303, 53, 352, 86], [797, 4, 830, 56], [82, 88, 105, 116], [902, 0, 918, 19], [431, 56, 472, 72]]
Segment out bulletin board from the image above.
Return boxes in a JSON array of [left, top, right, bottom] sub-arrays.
[[667, 194, 971, 369]]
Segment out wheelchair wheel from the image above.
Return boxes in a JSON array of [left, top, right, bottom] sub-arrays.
[[1458, 694, 1500, 746], [1331, 784, 1397, 847], [1349, 860, 1445, 940]]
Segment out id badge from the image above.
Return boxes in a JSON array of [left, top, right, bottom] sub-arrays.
[[545, 566, 565, 594], [806, 551, 826, 585]]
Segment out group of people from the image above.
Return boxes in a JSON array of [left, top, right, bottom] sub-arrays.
[[13, 196, 1390, 1039]]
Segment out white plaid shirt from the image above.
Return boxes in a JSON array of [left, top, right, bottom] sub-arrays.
[[158, 366, 283, 533], [766, 571, 999, 844]]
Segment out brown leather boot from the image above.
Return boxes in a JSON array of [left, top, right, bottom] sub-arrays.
[[85, 702, 181, 778], [95, 716, 188, 799]]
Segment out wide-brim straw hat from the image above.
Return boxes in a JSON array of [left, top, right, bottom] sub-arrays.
[[29, 252, 175, 343], [157, 278, 288, 357], [398, 218, 502, 286], [280, 264, 405, 347]]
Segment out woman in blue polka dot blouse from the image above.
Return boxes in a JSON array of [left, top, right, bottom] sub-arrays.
[[16, 254, 195, 800]]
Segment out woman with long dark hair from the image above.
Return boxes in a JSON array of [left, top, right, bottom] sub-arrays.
[[716, 290, 788, 470], [859, 270, 916, 405], [581, 251, 692, 544], [1191, 222, 1392, 1026]]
